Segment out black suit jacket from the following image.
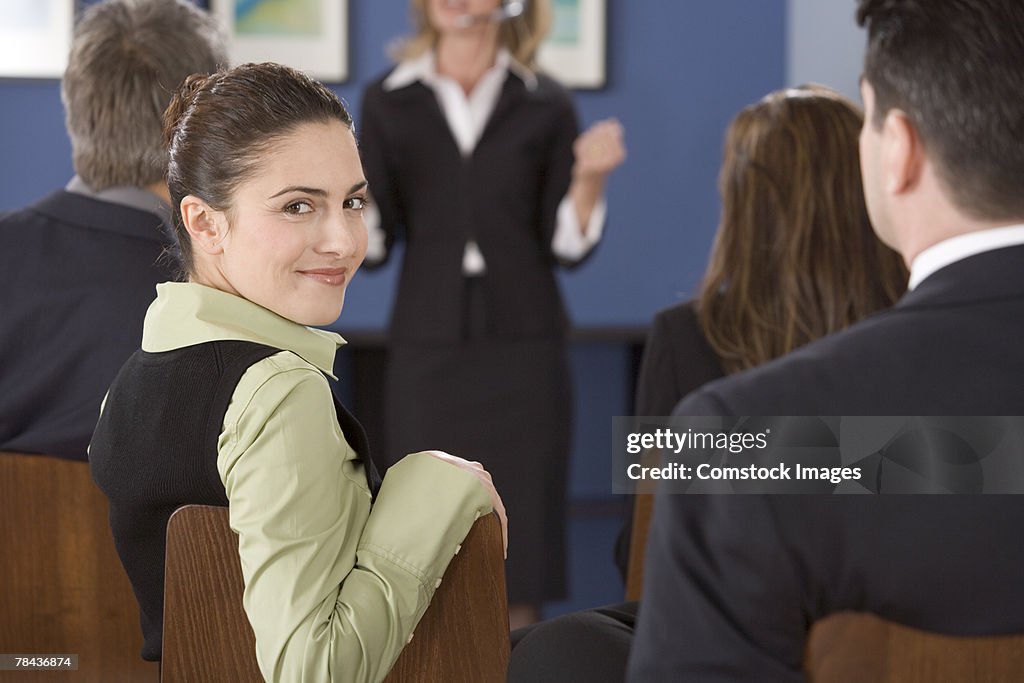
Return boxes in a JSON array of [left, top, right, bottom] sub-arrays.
[[629, 244, 1024, 682], [0, 190, 175, 460], [634, 300, 724, 417], [359, 70, 591, 343]]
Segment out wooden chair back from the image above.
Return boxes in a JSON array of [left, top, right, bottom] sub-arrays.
[[806, 612, 1024, 682], [0, 451, 159, 683], [624, 492, 654, 602], [383, 512, 510, 682], [162, 505, 509, 683], [161, 505, 263, 682], [624, 444, 662, 602]]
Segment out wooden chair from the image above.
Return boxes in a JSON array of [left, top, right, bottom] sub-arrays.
[[623, 492, 654, 602], [624, 446, 661, 601], [806, 612, 1024, 682], [162, 505, 509, 683], [0, 451, 159, 683], [161, 505, 262, 683]]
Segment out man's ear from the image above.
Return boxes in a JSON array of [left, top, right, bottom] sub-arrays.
[[180, 195, 228, 255], [881, 109, 924, 195]]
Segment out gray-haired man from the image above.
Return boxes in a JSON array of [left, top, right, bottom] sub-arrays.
[[0, 0, 226, 460]]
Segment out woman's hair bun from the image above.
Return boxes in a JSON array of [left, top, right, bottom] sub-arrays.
[[162, 72, 216, 148]]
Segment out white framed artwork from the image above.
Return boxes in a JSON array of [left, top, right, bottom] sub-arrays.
[[210, 0, 349, 83], [537, 0, 606, 89], [0, 0, 74, 79]]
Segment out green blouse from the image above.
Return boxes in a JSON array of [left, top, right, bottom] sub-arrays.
[[143, 282, 493, 682]]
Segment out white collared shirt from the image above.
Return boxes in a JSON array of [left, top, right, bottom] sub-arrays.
[[364, 49, 605, 273], [908, 223, 1024, 290]]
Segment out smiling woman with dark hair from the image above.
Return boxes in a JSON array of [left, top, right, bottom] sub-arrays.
[[89, 62, 506, 683]]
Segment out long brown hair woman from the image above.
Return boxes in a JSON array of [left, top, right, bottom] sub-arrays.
[[621, 83, 908, 587], [635, 84, 908, 418], [699, 84, 908, 374], [523, 84, 909, 683]]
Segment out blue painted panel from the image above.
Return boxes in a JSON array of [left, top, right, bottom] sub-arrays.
[[543, 512, 628, 618], [0, 82, 72, 208], [569, 342, 632, 499]]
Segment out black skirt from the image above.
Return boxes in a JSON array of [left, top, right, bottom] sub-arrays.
[[384, 281, 571, 603]]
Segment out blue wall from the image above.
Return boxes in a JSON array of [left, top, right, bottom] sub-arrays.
[[0, 0, 785, 329]]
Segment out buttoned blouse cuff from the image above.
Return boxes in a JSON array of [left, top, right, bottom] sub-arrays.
[[364, 202, 387, 264], [358, 452, 493, 589], [551, 194, 606, 261]]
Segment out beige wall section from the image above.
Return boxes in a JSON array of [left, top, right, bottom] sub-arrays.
[[787, 0, 865, 103]]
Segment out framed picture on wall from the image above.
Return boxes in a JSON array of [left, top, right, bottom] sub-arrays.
[[0, 0, 73, 79], [537, 0, 607, 89], [210, 0, 349, 83]]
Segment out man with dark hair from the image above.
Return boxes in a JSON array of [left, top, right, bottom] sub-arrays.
[[0, 0, 225, 460], [629, 0, 1024, 680]]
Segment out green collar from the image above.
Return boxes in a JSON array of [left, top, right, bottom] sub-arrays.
[[141, 282, 345, 379]]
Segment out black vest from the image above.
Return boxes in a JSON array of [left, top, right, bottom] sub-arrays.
[[89, 340, 381, 661]]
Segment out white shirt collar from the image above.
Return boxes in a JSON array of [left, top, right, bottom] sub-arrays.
[[909, 223, 1024, 290], [383, 48, 537, 92]]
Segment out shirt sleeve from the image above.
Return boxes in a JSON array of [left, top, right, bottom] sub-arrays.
[[363, 201, 388, 264], [550, 194, 606, 263], [539, 93, 585, 268], [218, 352, 492, 683]]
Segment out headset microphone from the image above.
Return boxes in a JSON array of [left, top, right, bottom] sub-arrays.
[[455, 1, 525, 28]]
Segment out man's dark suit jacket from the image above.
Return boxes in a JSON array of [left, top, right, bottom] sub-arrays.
[[628, 244, 1024, 682], [0, 190, 175, 460]]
